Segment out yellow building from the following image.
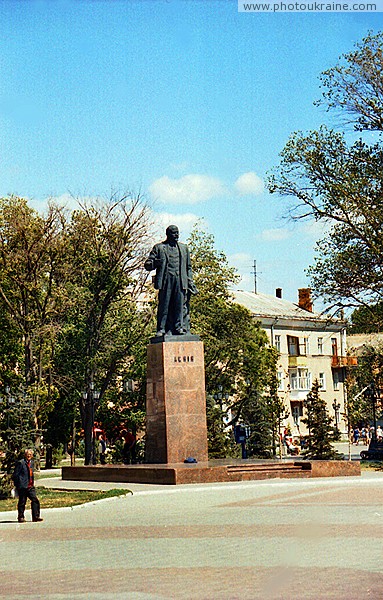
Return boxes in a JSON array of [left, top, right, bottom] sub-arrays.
[[233, 288, 355, 438]]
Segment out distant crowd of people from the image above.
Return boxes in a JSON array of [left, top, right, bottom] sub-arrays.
[[350, 425, 383, 445], [281, 429, 302, 456], [96, 428, 138, 464]]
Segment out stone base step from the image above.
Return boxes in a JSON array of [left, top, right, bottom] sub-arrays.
[[226, 462, 311, 481], [63, 459, 360, 485], [226, 462, 309, 473]]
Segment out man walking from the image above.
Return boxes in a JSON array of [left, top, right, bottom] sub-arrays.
[[12, 448, 43, 523]]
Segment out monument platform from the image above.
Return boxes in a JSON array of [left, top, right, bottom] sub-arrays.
[[145, 338, 208, 464], [62, 458, 360, 485]]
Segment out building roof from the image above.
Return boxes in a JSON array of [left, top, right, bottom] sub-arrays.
[[232, 290, 343, 325]]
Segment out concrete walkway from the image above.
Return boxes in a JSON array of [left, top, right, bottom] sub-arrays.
[[1, 469, 383, 599]]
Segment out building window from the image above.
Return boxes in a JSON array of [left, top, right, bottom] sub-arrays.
[[291, 403, 303, 426], [290, 368, 311, 391], [277, 371, 284, 391], [287, 335, 300, 356], [274, 335, 281, 352], [333, 370, 340, 391], [319, 372, 326, 390], [331, 338, 338, 357], [290, 370, 297, 389], [300, 337, 310, 355], [317, 337, 323, 354]]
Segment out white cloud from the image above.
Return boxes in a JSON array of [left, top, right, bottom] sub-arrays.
[[234, 172, 264, 196], [150, 212, 202, 241], [49, 193, 79, 207], [149, 174, 226, 204], [259, 228, 291, 242], [28, 193, 80, 214], [229, 252, 252, 268]]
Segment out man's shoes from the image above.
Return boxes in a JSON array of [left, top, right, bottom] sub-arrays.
[[156, 330, 165, 337], [18, 517, 26, 523], [32, 517, 43, 522]]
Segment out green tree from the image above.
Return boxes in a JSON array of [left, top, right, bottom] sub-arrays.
[[302, 381, 341, 459], [0, 304, 22, 388], [0, 196, 67, 465], [206, 395, 238, 458], [268, 32, 383, 317], [188, 224, 279, 458], [0, 193, 153, 467], [346, 344, 383, 428], [0, 388, 36, 497], [349, 302, 383, 333], [54, 194, 152, 464], [315, 31, 383, 132]]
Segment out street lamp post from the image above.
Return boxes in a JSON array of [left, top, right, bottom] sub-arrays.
[[82, 383, 101, 465], [278, 407, 290, 460], [213, 385, 229, 409], [92, 385, 100, 464], [332, 400, 341, 430], [213, 385, 231, 429]]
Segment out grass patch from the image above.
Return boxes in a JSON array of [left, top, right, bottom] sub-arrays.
[[36, 472, 64, 480], [0, 487, 131, 512], [360, 460, 383, 471]]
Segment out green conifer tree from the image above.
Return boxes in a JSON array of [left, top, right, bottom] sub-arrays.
[[302, 381, 341, 460]]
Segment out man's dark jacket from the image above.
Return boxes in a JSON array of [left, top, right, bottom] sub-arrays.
[[144, 240, 194, 291], [13, 458, 34, 490]]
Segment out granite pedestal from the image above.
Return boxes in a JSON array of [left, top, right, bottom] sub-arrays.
[[145, 336, 208, 464]]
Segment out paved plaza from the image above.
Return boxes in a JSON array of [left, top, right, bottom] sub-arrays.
[[0, 468, 382, 600]]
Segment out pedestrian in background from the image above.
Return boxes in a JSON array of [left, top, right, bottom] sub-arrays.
[[122, 429, 137, 464], [99, 435, 107, 464], [12, 448, 43, 523], [353, 427, 360, 446]]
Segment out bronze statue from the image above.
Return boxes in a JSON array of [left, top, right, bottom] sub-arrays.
[[145, 225, 197, 337]]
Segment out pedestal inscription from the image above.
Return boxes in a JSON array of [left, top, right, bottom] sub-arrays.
[[145, 340, 208, 464]]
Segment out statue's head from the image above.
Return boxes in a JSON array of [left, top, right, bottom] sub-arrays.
[[166, 225, 179, 243]]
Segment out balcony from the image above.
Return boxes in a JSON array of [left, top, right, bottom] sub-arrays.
[[288, 356, 308, 367], [331, 355, 358, 368]]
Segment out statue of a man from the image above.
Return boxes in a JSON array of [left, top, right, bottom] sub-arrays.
[[145, 225, 197, 337]]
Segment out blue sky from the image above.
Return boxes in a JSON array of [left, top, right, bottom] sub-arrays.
[[0, 1, 380, 306]]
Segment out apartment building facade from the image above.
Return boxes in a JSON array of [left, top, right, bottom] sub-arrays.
[[233, 288, 354, 438]]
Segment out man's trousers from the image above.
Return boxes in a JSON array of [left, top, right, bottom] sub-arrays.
[[17, 486, 40, 520]]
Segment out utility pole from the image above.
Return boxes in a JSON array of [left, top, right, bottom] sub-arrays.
[[252, 260, 257, 294]]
